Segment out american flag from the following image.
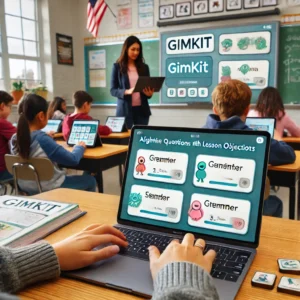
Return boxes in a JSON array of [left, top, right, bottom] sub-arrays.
[[87, 0, 108, 37]]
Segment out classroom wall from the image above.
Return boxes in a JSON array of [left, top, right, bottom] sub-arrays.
[[74, 0, 300, 128], [8, 0, 300, 127]]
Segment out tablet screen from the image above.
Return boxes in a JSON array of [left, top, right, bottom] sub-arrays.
[[42, 120, 62, 133], [106, 117, 126, 132], [68, 120, 99, 146], [245, 118, 275, 137]]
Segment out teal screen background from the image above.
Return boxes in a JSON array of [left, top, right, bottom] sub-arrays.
[[160, 22, 279, 104], [120, 129, 268, 243]]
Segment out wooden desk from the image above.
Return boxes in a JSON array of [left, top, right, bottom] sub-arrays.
[[268, 151, 300, 220], [56, 141, 128, 193], [53, 132, 63, 139], [282, 137, 300, 151], [100, 131, 131, 146], [20, 189, 300, 300]]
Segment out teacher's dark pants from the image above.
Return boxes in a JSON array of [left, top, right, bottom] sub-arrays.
[[126, 106, 149, 129]]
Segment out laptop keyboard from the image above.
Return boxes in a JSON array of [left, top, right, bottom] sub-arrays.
[[115, 226, 251, 283]]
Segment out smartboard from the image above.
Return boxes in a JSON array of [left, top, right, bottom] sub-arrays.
[[160, 22, 279, 104]]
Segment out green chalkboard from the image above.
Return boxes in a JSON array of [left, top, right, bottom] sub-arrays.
[[278, 25, 300, 104], [84, 39, 160, 105]]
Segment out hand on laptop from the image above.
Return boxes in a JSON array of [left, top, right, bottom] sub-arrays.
[[143, 86, 154, 97], [52, 224, 128, 271], [148, 233, 216, 279]]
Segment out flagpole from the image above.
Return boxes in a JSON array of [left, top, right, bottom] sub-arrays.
[[104, 1, 116, 18]]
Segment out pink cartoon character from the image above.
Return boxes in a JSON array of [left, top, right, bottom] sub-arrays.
[[136, 156, 146, 175], [188, 200, 204, 221]]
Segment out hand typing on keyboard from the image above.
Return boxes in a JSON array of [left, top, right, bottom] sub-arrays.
[[148, 233, 216, 280]]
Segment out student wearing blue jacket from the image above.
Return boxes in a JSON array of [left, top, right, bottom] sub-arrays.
[[203, 80, 295, 166], [10, 94, 96, 195]]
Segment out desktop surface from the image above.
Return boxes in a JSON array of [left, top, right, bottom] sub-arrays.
[[18, 189, 300, 300]]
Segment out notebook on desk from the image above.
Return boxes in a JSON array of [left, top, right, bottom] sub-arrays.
[[65, 126, 270, 299]]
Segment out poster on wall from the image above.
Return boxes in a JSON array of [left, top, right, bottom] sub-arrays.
[[160, 22, 279, 104], [56, 34, 73, 66], [117, 0, 131, 6], [89, 70, 106, 88], [89, 50, 106, 69], [138, 0, 154, 28], [117, 8, 132, 29]]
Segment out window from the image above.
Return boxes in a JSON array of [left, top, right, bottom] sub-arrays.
[[0, 0, 41, 90]]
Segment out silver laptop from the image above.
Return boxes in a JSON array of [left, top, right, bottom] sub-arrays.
[[245, 117, 276, 138], [65, 126, 270, 300]]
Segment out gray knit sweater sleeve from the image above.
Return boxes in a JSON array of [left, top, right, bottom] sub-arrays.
[[152, 262, 219, 300], [0, 242, 60, 296]]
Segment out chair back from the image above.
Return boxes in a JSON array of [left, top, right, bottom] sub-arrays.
[[5, 155, 54, 194]]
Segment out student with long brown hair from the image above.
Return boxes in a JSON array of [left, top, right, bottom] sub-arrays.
[[10, 94, 96, 195], [110, 35, 154, 128], [48, 96, 67, 120], [248, 87, 300, 137]]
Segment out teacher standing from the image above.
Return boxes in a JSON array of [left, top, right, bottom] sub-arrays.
[[110, 36, 154, 129]]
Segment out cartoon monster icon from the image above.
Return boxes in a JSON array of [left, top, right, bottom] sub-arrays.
[[188, 200, 204, 221], [221, 39, 233, 52], [136, 156, 146, 175], [258, 274, 268, 282], [221, 66, 232, 82], [128, 192, 142, 208], [196, 161, 207, 182]]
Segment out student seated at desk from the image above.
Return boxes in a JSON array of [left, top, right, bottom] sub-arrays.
[[48, 96, 67, 120], [62, 91, 112, 141], [0, 224, 218, 300], [9, 94, 96, 195], [0, 91, 16, 181], [248, 87, 300, 138], [203, 80, 296, 166]]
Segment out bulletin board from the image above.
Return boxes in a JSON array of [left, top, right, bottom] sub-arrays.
[[160, 22, 279, 104], [84, 39, 160, 105]]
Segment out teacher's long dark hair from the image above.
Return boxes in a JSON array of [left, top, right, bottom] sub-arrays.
[[116, 35, 145, 74], [17, 94, 48, 159]]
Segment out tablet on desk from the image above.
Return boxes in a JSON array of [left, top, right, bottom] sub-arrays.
[[67, 120, 102, 148], [245, 117, 276, 137], [133, 76, 165, 93], [42, 120, 62, 133], [105, 116, 127, 133]]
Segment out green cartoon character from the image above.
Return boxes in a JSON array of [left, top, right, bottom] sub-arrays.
[[196, 161, 207, 183], [237, 37, 250, 50], [255, 37, 267, 50], [221, 39, 233, 52], [128, 192, 142, 208], [221, 66, 231, 82]]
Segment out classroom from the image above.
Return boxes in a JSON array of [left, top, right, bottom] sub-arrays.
[[0, 0, 300, 299]]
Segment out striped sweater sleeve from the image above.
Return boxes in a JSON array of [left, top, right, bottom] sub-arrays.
[[0, 242, 60, 294]]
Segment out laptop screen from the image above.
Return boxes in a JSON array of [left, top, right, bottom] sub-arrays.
[[42, 120, 62, 133], [68, 120, 99, 146], [118, 126, 270, 246], [245, 117, 276, 137]]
